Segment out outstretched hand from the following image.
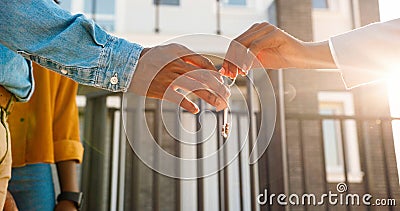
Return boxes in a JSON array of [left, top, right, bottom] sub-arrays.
[[221, 22, 336, 78], [130, 43, 230, 114]]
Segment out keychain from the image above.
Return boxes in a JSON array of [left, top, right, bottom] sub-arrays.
[[221, 76, 236, 138]]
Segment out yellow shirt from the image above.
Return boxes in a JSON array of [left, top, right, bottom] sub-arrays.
[[8, 63, 84, 167]]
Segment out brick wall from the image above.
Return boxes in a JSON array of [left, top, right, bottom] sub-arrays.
[[263, 0, 400, 210], [276, 0, 313, 41]]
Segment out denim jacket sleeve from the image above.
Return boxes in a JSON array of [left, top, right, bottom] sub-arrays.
[[0, 44, 34, 102], [0, 0, 143, 93]]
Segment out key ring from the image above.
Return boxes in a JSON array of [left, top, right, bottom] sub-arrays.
[[226, 76, 237, 87]]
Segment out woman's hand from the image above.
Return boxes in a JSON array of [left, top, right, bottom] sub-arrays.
[[221, 22, 336, 78]]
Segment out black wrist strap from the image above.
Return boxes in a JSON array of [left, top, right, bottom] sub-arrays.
[[57, 191, 83, 210]]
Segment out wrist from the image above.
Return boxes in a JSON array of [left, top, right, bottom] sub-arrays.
[[57, 200, 77, 210], [57, 191, 84, 210], [140, 47, 151, 58], [303, 41, 337, 69]]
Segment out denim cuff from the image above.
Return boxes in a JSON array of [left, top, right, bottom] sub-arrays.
[[13, 60, 34, 102], [96, 35, 144, 92]]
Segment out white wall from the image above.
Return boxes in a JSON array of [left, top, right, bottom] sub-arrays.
[[63, 0, 275, 48], [312, 0, 354, 41], [116, 0, 275, 46]]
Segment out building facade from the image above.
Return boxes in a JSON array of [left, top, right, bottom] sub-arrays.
[[59, 0, 400, 210], [265, 0, 400, 211]]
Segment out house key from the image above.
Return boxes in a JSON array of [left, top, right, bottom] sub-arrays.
[[221, 77, 236, 138], [221, 108, 229, 138]]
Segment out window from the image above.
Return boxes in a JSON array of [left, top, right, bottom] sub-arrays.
[[223, 0, 247, 6], [312, 0, 328, 9], [318, 92, 363, 183], [83, 0, 116, 31], [153, 0, 180, 6], [320, 102, 345, 173]]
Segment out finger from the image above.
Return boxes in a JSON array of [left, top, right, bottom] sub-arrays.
[[163, 88, 200, 114], [235, 22, 267, 41], [184, 70, 230, 100], [173, 60, 224, 83], [222, 23, 277, 77], [193, 89, 227, 111], [236, 23, 275, 46], [222, 42, 242, 79], [235, 25, 276, 72], [222, 40, 249, 78], [168, 44, 217, 72], [181, 54, 217, 71], [247, 29, 281, 61], [173, 74, 229, 111], [209, 70, 224, 83]]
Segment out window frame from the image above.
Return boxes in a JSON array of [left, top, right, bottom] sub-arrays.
[[312, 0, 329, 9], [69, 0, 117, 32], [153, 0, 180, 6], [318, 92, 364, 183]]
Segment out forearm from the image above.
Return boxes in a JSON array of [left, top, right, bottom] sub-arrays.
[[56, 160, 79, 192], [0, 0, 143, 92], [303, 41, 337, 69]]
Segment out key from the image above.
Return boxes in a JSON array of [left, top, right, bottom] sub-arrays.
[[221, 107, 229, 138], [221, 75, 236, 138]]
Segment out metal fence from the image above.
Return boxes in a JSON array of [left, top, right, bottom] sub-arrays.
[[79, 75, 265, 211], [281, 114, 398, 211], [78, 93, 399, 211]]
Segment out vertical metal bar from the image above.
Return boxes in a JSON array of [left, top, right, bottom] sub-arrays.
[[318, 119, 329, 211], [217, 111, 224, 211], [236, 114, 244, 211], [379, 120, 393, 211], [339, 120, 350, 211], [152, 101, 162, 211], [81, 96, 110, 211], [92, 0, 97, 21], [356, 120, 370, 211], [155, 0, 160, 33], [246, 72, 259, 211], [197, 100, 204, 211], [298, 120, 307, 211], [339, 120, 349, 184], [107, 109, 116, 210], [216, 0, 221, 34], [223, 140, 230, 210], [175, 110, 181, 211], [278, 69, 290, 211], [110, 109, 121, 211], [117, 94, 127, 211], [223, 111, 230, 211]]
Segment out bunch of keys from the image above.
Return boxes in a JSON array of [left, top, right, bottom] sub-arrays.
[[221, 77, 236, 139]]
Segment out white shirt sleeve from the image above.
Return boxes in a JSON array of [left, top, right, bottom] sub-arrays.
[[329, 18, 400, 89]]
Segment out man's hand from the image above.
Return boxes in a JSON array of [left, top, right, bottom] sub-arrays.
[[54, 200, 77, 211], [3, 191, 18, 211], [130, 43, 230, 114], [221, 22, 336, 78]]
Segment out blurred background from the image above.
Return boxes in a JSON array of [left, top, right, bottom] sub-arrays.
[[54, 0, 400, 210]]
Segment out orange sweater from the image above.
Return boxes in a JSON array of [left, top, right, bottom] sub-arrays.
[[8, 63, 84, 167]]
